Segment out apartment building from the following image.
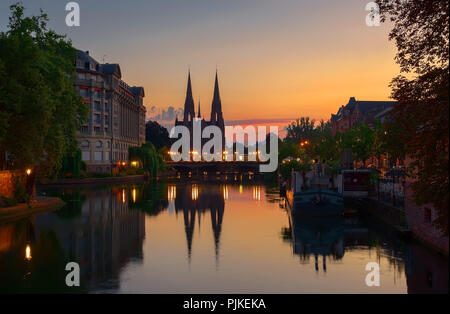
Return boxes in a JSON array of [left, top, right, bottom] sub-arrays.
[[75, 50, 146, 172]]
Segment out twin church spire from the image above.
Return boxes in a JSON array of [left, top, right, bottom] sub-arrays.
[[180, 70, 224, 127]]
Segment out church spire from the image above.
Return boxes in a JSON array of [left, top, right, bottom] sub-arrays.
[[183, 70, 195, 122], [197, 99, 201, 118], [210, 70, 223, 124]]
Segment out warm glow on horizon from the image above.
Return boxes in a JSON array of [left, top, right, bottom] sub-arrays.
[[0, 0, 400, 123]]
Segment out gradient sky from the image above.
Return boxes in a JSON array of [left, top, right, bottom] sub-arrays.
[[0, 0, 399, 124]]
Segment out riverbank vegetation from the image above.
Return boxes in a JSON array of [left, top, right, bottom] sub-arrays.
[[0, 4, 88, 179], [129, 143, 165, 178], [279, 118, 399, 178], [377, 0, 448, 235]]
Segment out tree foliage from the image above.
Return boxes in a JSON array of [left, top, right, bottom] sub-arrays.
[[377, 0, 449, 234], [285, 117, 316, 143], [0, 4, 88, 179], [145, 120, 173, 151], [345, 123, 374, 164], [129, 143, 165, 178]]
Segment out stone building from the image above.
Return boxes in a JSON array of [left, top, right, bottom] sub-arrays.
[[330, 97, 396, 135], [75, 50, 146, 173]]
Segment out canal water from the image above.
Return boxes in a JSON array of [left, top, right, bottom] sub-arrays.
[[0, 181, 448, 294]]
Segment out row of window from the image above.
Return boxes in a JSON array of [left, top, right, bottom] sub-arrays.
[[82, 151, 110, 161], [81, 140, 111, 149], [80, 140, 133, 151], [93, 114, 110, 125], [81, 150, 128, 162], [79, 89, 104, 99], [77, 72, 103, 82], [94, 101, 109, 112]]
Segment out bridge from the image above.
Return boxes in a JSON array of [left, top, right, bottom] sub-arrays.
[[166, 160, 265, 175]]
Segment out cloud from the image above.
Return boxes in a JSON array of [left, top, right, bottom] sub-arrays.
[[147, 105, 183, 122]]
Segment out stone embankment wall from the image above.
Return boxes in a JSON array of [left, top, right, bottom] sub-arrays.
[[0, 170, 21, 198]]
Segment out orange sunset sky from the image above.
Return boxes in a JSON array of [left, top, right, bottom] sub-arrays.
[[0, 0, 400, 125]]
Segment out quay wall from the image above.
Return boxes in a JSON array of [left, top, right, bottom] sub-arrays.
[[404, 182, 448, 256], [0, 170, 22, 199]]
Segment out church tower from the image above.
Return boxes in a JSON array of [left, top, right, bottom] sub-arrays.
[[210, 71, 225, 129], [183, 71, 196, 123]]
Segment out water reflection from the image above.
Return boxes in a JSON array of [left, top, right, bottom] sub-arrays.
[[282, 212, 410, 277], [286, 216, 344, 272], [0, 182, 447, 293], [0, 188, 145, 293], [174, 184, 225, 262]]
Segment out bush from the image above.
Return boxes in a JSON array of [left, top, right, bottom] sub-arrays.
[[119, 168, 145, 176]]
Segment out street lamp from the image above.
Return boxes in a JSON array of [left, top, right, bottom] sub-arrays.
[[25, 244, 32, 261]]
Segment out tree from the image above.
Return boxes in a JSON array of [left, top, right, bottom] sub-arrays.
[[377, 0, 449, 234], [279, 141, 304, 161], [310, 121, 340, 164], [59, 149, 85, 178], [348, 123, 374, 166], [145, 120, 173, 151], [0, 4, 88, 179], [285, 117, 316, 143], [129, 143, 165, 178]]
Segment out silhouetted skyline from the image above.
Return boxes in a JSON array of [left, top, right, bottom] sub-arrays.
[[0, 0, 399, 123]]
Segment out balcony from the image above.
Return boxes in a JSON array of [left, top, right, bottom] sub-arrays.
[[75, 78, 104, 89]]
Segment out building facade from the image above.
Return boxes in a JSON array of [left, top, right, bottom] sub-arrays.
[[75, 50, 146, 173], [175, 71, 225, 156], [330, 97, 396, 135]]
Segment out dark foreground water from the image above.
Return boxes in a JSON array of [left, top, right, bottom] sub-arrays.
[[0, 181, 448, 294]]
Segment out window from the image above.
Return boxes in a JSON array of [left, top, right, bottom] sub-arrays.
[[94, 114, 101, 124], [81, 126, 89, 134], [82, 151, 90, 161], [78, 73, 86, 80], [79, 89, 89, 98], [94, 101, 102, 112], [81, 140, 89, 148], [104, 152, 110, 161], [95, 141, 102, 148], [94, 152, 102, 161]]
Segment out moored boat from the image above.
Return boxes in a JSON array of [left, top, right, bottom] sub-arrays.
[[286, 170, 344, 216]]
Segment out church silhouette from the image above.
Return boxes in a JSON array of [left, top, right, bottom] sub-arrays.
[[175, 71, 226, 153]]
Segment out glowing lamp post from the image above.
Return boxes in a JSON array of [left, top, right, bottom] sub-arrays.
[[25, 244, 32, 261]]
